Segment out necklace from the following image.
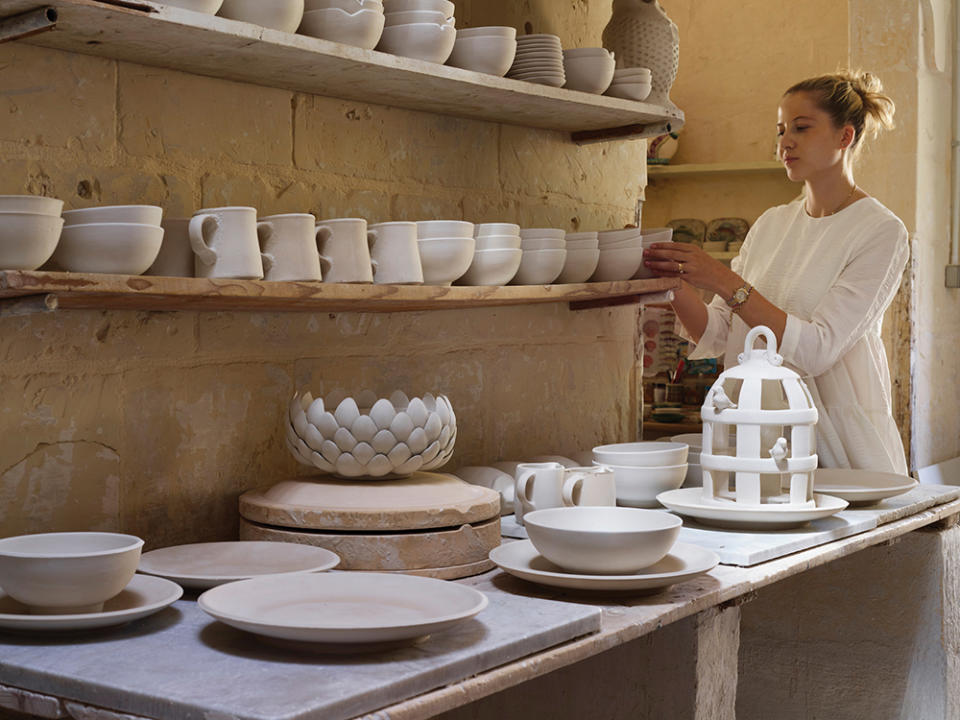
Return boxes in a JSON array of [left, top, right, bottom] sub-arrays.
[[807, 184, 858, 218]]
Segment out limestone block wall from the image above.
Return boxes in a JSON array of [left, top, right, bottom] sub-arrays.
[[0, 1, 647, 544]]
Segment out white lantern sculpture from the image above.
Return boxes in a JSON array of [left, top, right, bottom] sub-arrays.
[[700, 326, 818, 508]]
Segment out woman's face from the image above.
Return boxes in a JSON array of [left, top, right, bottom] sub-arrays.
[[777, 91, 852, 182]]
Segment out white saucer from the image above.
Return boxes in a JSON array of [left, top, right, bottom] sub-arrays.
[[198, 572, 488, 644], [656, 488, 848, 530], [489, 540, 718, 592], [813, 468, 918, 506], [0, 575, 182, 632], [138, 541, 340, 589]]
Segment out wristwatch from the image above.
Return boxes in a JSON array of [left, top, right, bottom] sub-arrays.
[[726, 283, 753, 313]]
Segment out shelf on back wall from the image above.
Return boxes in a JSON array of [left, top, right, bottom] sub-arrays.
[[0, 0, 684, 143], [647, 161, 787, 178]]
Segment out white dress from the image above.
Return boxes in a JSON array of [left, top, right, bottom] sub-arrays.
[[681, 196, 909, 474]]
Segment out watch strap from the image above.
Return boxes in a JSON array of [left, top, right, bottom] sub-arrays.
[[726, 283, 753, 312]]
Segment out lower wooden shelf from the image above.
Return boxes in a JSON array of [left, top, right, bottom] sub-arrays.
[[0, 271, 680, 313]]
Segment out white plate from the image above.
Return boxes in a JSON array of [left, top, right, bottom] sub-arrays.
[[813, 468, 918, 505], [198, 572, 488, 644], [0, 575, 182, 632], [138, 541, 341, 589], [656, 488, 848, 530], [489, 540, 718, 592]]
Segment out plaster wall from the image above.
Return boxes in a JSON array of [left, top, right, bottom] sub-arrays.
[[0, 1, 648, 543]]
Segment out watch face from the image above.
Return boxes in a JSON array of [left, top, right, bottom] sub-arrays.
[[734, 288, 748, 303]]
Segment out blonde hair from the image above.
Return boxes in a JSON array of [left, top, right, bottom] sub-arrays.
[[785, 70, 896, 154]]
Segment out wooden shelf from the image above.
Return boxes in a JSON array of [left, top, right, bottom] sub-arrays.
[[647, 161, 786, 178], [0, 0, 684, 142], [0, 271, 680, 313]]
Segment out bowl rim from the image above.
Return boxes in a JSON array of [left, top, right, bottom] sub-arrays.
[[0, 532, 144, 558], [593, 441, 688, 455], [524, 506, 683, 533]]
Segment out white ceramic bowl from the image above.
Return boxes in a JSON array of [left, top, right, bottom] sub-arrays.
[[565, 240, 600, 251], [555, 247, 600, 283], [640, 227, 674, 245], [305, 0, 381, 10], [298, 7, 385, 48], [51, 222, 163, 275], [377, 22, 456, 63], [562, 52, 615, 94], [598, 227, 643, 243], [0, 212, 63, 270], [62, 205, 163, 226], [523, 506, 681, 574], [474, 222, 520, 237], [383, 0, 453, 16], [593, 441, 689, 467], [0, 532, 143, 614], [417, 236, 475, 285], [474, 234, 521, 250], [613, 67, 651, 79], [590, 245, 645, 281], [563, 47, 613, 57], [159, 0, 224, 13], [218, 0, 305, 32], [457, 25, 515, 38], [606, 81, 652, 102], [456, 247, 522, 286], [565, 231, 598, 243], [597, 462, 688, 507], [597, 238, 642, 251], [287, 390, 457, 478], [383, 9, 447, 25], [0, 195, 63, 215], [447, 33, 517, 76], [417, 220, 474, 239], [511, 248, 566, 285], [519, 227, 565, 240], [520, 236, 564, 251]]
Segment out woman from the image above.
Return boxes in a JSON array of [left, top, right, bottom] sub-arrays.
[[643, 70, 909, 474]]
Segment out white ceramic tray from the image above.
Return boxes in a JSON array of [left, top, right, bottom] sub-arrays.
[[489, 540, 718, 593], [197, 572, 488, 644], [656, 488, 848, 530], [813, 468, 918, 506], [138, 541, 340, 589], [0, 575, 182, 632]]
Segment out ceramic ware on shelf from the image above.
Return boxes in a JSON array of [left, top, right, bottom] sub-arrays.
[[666, 218, 706, 245], [257, 213, 324, 282], [377, 21, 457, 64], [556, 248, 600, 283], [602, 0, 679, 110], [474, 222, 520, 237], [520, 236, 565, 251], [50, 222, 164, 275], [473, 234, 521, 250], [417, 220, 474, 239], [510, 248, 566, 285], [446, 28, 517, 76], [656, 487, 849, 530], [383, 8, 446, 25], [812, 468, 918, 506], [631, 227, 675, 279], [562, 48, 615, 94], [382, 0, 453, 16], [315, 217, 374, 283], [455, 247, 522, 286], [305, 0, 383, 11], [417, 236, 475, 285], [599, 460, 687, 507], [507, 34, 565, 87], [159, 0, 225, 12], [190, 206, 264, 279], [218, 0, 305, 32], [593, 441, 689, 467], [0, 212, 64, 271], [298, 7, 386, 49], [0, 194, 64, 216], [147, 218, 194, 277], [705, 217, 749, 248], [62, 204, 163, 226], [368, 221, 423, 284], [605, 80, 652, 102]]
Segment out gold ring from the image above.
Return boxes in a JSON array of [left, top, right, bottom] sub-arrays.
[[678, 262, 685, 274]]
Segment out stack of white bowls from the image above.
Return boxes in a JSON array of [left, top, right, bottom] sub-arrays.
[[561, 48, 615, 94], [446, 26, 516, 76], [0, 195, 64, 271], [299, 0, 385, 49], [555, 231, 599, 283], [593, 441, 689, 508], [512, 228, 566, 285], [457, 223, 522, 286], [377, 0, 456, 63], [669, 433, 705, 488], [590, 227, 645, 282], [416, 220, 474, 285], [218, 0, 305, 32], [605, 67, 652, 101], [506, 34, 565, 87], [632, 227, 675, 279], [50, 205, 164, 275]]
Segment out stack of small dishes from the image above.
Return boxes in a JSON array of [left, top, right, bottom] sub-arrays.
[[512, 228, 566, 285], [590, 227, 645, 281], [556, 231, 599, 283], [378, 0, 456, 63], [50, 205, 164, 275], [593, 441, 688, 508], [299, 0, 385, 49], [605, 67, 652, 101], [632, 226, 675, 279], [506, 34, 565, 87], [0, 195, 64, 271], [416, 220, 475, 285], [562, 48, 615, 94], [489, 506, 718, 593], [218, 0, 305, 32], [446, 26, 516, 76], [456, 222, 522, 286]]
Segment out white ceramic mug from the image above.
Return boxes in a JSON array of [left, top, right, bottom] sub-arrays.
[[367, 221, 423, 285], [147, 218, 194, 277], [561, 465, 617, 507], [315, 217, 374, 283], [257, 213, 325, 282], [190, 206, 265, 279]]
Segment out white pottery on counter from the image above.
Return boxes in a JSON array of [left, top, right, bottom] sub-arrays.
[[147, 219, 194, 277], [218, 0, 305, 32], [812, 468, 918, 506], [368, 221, 423, 284], [602, 0, 679, 110], [190, 206, 264, 279], [513, 462, 616, 524], [257, 213, 324, 282], [315, 217, 374, 283]]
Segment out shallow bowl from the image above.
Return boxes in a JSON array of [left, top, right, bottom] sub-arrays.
[[519, 227, 566, 240], [511, 247, 566, 285], [417, 220, 474, 239], [417, 236, 475, 285], [447, 33, 517, 76], [590, 244, 645, 282], [456, 247, 522, 286], [377, 22, 456, 63], [474, 234, 521, 250], [50, 222, 163, 275], [457, 26, 515, 38], [474, 222, 520, 237], [62, 205, 163, 226], [298, 6, 384, 48], [0, 212, 63, 271], [520, 236, 564, 251], [555, 247, 599, 283], [597, 227, 643, 243], [606, 81, 652, 102], [158, 0, 225, 13], [382, 0, 453, 17], [0, 195, 63, 216], [596, 461, 688, 507], [593, 441, 689, 467], [383, 8, 448, 25], [305, 0, 381, 9], [218, 0, 305, 31], [523, 506, 681, 574], [562, 52, 615, 94]]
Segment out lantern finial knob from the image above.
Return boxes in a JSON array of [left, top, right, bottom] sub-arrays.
[[738, 325, 784, 366]]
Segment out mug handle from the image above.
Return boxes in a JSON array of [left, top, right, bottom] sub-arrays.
[[315, 226, 333, 278], [256, 222, 275, 274], [562, 471, 589, 506], [188, 214, 218, 267], [515, 467, 538, 515]]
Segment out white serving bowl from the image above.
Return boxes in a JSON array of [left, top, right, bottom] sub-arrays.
[[523, 506, 681, 574], [562, 51, 615, 94], [565, 239, 600, 250], [606, 81, 652, 102], [511, 248, 566, 285], [519, 227, 566, 240], [287, 390, 457, 478], [377, 22, 456, 63], [0, 212, 64, 270], [298, 7, 385, 48], [456, 247, 522, 286], [474, 233, 521, 250], [457, 25, 515, 38], [447, 33, 517, 76], [640, 226, 674, 244], [50, 222, 163, 275], [593, 441, 689, 467], [565, 231, 598, 243], [0, 532, 143, 614], [417, 220, 474, 239], [555, 247, 600, 283], [0, 195, 64, 215], [383, 0, 453, 16], [159, 0, 224, 13], [474, 222, 520, 237], [597, 462, 688, 508], [598, 227, 643, 243], [590, 245, 645, 281], [417, 236, 475, 285], [218, 0, 305, 31], [62, 204, 163, 227], [305, 0, 381, 9], [597, 237, 642, 250], [520, 236, 564, 251], [383, 9, 448, 25]]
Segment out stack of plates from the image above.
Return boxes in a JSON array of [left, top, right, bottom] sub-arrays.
[[506, 34, 565, 87]]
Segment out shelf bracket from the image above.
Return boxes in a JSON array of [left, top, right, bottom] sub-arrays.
[[0, 6, 57, 43], [569, 289, 674, 312], [0, 293, 59, 317], [571, 121, 676, 146]]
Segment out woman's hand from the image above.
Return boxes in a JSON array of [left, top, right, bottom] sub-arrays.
[[642, 242, 738, 297]]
